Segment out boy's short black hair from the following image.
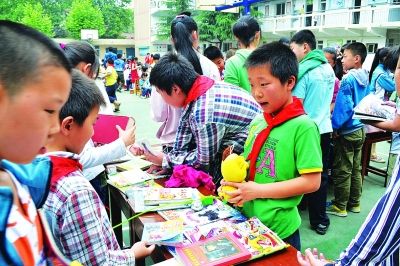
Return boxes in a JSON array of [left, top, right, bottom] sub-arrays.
[[245, 42, 298, 84], [204, 46, 223, 61], [0, 20, 71, 97], [117, 53, 122, 58], [59, 69, 105, 126], [149, 52, 198, 95], [290, 29, 316, 50], [107, 58, 114, 64], [153, 53, 160, 60], [344, 42, 367, 64]]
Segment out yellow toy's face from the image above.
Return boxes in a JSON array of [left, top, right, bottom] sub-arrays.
[[221, 153, 249, 182]]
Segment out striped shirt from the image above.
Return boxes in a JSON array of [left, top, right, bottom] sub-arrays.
[[6, 171, 46, 266], [332, 156, 400, 265], [42, 152, 135, 265], [162, 82, 261, 184]]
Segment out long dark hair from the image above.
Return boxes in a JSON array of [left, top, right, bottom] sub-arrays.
[[171, 14, 203, 75], [63, 41, 100, 79], [232, 15, 260, 48], [369, 47, 389, 82]]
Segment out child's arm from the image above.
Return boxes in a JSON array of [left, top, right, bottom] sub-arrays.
[[223, 172, 321, 207]]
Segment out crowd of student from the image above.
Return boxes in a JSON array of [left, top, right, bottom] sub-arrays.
[[1, 11, 400, 266]]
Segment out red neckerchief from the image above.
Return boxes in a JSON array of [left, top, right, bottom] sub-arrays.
[[183, 76, 215, 107], [246, 97, 305, 181], [49, 156, 82, 188]]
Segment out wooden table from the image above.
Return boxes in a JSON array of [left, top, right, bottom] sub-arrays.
[[109, 180, 300, 266]]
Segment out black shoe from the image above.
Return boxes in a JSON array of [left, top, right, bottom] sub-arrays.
[[311, 224, 329, 235]]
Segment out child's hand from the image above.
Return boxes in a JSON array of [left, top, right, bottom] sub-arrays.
[[117, 125, 136, 147], [129, 144, 145, 156], [221, 180, 259, 207], [146, 164, 169, 176], [131, 241, 155, 259], [144, 151, 164, 166], [297, 248, 328, 266]]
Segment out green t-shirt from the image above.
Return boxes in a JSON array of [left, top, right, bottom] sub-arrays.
[[242, 113, 322, 239], [224, 49, 252, 93]]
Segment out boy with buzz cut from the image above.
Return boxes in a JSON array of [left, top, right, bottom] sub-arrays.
[[328, 42, 369, 217], [42, 69, 154, 265], [222, 42, 322, 250]]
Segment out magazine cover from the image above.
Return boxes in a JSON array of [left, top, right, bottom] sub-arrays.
[[353, 94, 395, 121], [141, 220, 184, 246], [115, 157, 153, 171], [158, 199, 242, 227], [144, 188, 195, 206], [185, 217, 287, 260], [176, 232, 251, 266]]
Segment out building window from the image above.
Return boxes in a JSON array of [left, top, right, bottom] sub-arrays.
[[366, 43, 378, 53], [265, 5, 270, 17], [320, 0, 326, 11], [223, 43, 232, 52], [346, 40, 357, 43], [317, 40, 324, 49], [276, 3, 286, 15], [392, 0, 400, 4]]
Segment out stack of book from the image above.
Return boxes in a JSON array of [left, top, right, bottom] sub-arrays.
[[141, 220, 186, 247], [128, 187, 197, 212]]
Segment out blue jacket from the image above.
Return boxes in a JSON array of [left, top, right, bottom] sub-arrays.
[[0, 157, 51, 266], [368, 63, 395, 100], [332, 68, 369, 135]]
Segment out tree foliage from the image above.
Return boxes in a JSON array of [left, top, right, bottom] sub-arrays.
[[21, 2, 54, 36], [0, 0, 133, 39], [155, 0, 192, 40], [66, 0, 105, 39], [196, 11, 238, 49]]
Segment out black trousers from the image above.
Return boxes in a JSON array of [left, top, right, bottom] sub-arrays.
[[305, 133, 331, 227]]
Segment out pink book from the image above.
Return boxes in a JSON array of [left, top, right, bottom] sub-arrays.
[[92, 114, 135, 144], [176, 232, 251, 266]]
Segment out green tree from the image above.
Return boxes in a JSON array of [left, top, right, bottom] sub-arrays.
[[100, 5, 133, 38], [156, 0, 192, 40], [41, 0, 72, 37], [20, 2, 54, 36], [196, 11, 238, 49], [66, 0, 105, 39]]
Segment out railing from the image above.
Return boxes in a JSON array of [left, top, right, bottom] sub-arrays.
[[261, 4, 400, 32]]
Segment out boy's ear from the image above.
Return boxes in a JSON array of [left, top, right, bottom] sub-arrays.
[[172, 84, 182, 95], [287, 76, 297, 91], [60, 116, 74, 136]]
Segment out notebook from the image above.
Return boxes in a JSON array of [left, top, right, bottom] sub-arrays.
[[92, 114, 135, 144]]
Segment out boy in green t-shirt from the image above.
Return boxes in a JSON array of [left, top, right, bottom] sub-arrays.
[[221, 42, 323, 250]]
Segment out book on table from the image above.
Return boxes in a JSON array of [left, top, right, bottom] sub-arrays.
[[115, 156, 153, 171], [184, 217, 288, 260], [158, 198, 242, 228], [144, 187, 196, 206], [127, 187, 194, 212], [108, 168, 153, 187], [141, 220, 185, 246], [176, 232, 251, 266]]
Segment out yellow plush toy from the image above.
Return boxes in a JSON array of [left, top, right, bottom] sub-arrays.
[[219, 153, 249, 201]]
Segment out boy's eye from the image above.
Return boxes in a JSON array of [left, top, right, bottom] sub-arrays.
[[261, 83, 269, 87], [45, 109, 55, 114]]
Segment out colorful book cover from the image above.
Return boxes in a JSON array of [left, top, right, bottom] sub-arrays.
[[184, 217, 288, 260], [127, 187, 192, 212], [176, 232, 251, 266], [158, 199, 242, 227], [141, 220, 184, 246], [144, 188, 195, 206]]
